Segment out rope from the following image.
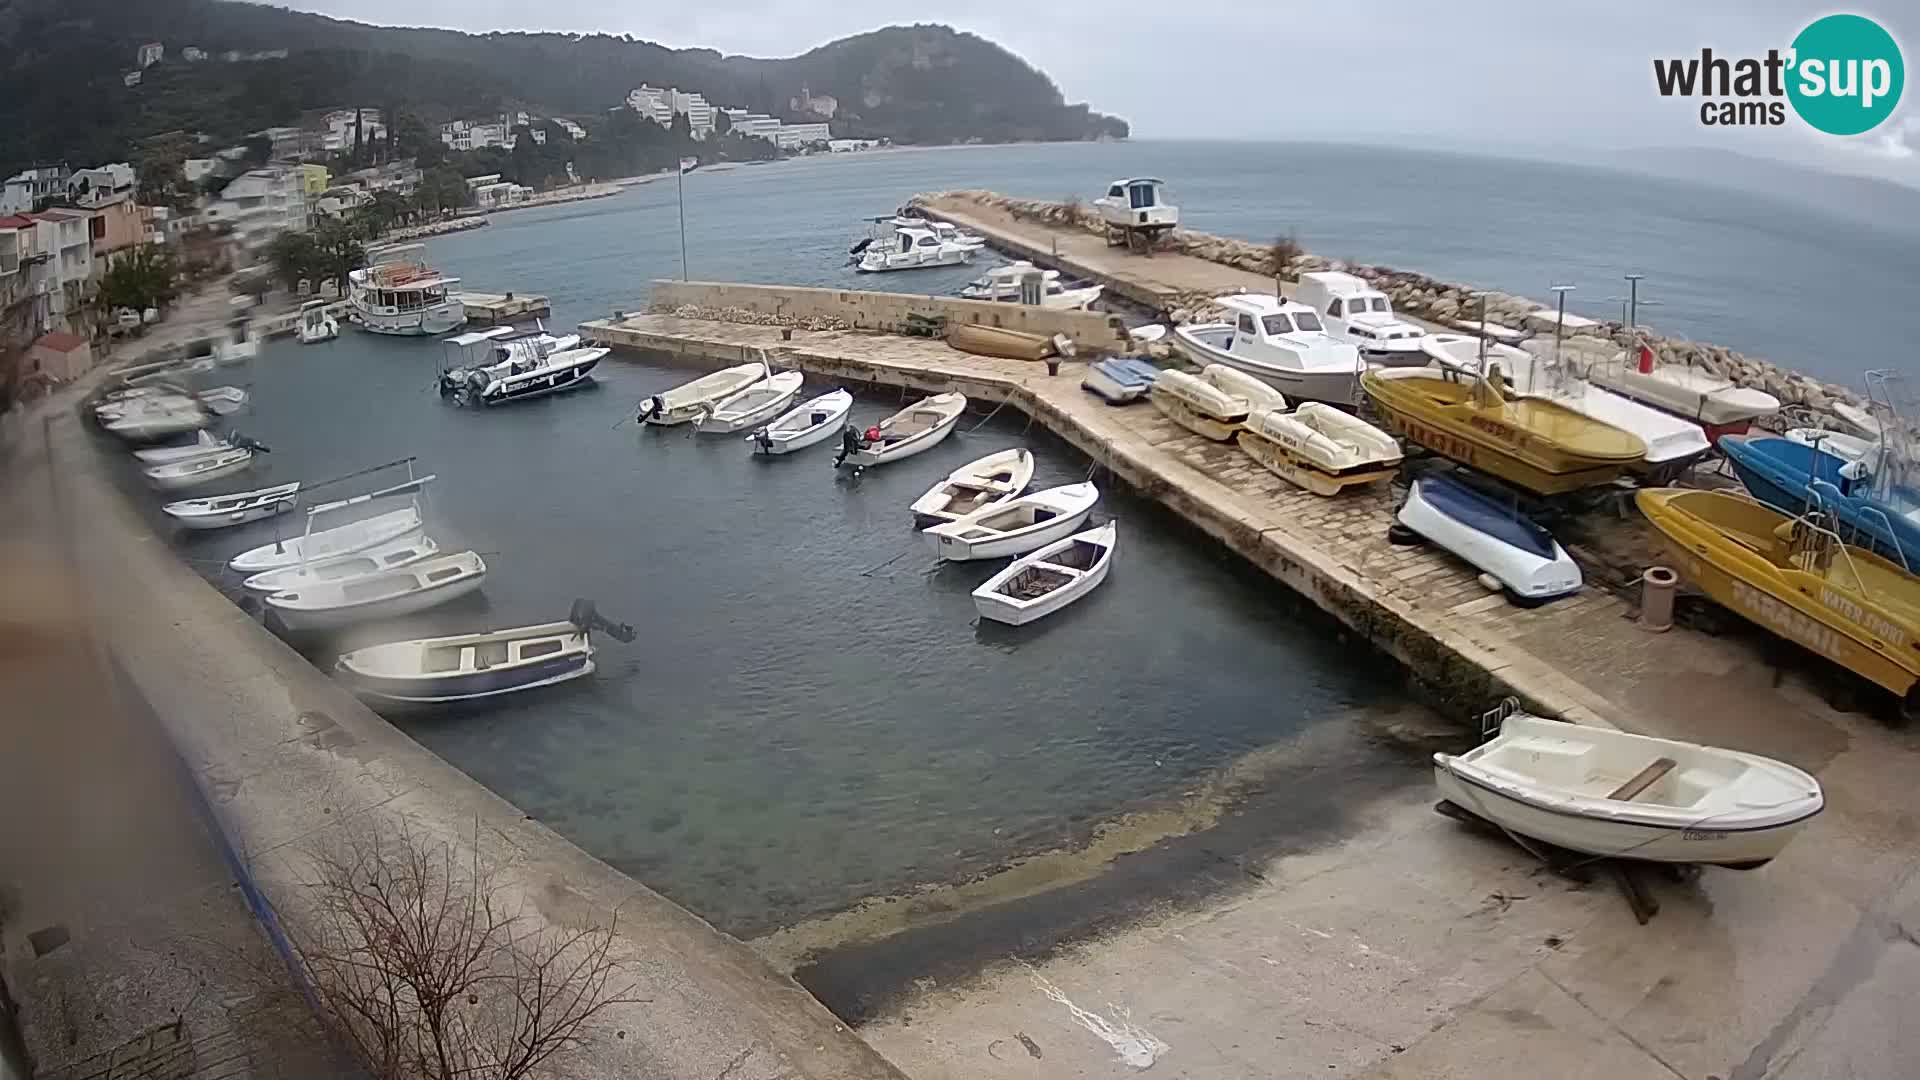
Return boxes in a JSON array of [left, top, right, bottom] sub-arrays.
[[965, 397, 1011, 434]]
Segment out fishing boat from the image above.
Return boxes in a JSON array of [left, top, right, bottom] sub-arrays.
[[959, 263, 1104, 310], [1719, 435, 1920, 566], [1585, 343, 1780, 438], [297, 300, 340, 344], [162, 482, 300, 531], [1294, 271, 1428, 366], [909, 448, 1035, 527], [1149, 368, 1251, 441], [228, 475, 433, 573], [1397, 474, 1582, 602], [946, 324, 1055, 362], [240, 535, 441, 595], [1637, 488, 1920, 717], [335, 600, 635, 704], [749, 390, 853, 455], [265, 551, 486, 632], [442, 333, 607, 407], [1434, 709, 1822, 869], [348, 244, 465, 336], [1172, 294, 1364, 406], [639, 361, 769, 425], [696, 371, 805, 434], [923, 482, 1100, 561], [196, 387, 249, 416], [1360, 368, 1646, 496], [853, 223, 977, 273], [837, 393, 968, 470], [144, 446, 256, 491], [1082, 357, 1161, 404], [133, 429, 233, 465], [1236, 403, 1402, 496], [973, 521, 1117, 625]]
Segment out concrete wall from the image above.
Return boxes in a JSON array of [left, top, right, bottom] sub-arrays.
[[645, 280, 1131, 351]]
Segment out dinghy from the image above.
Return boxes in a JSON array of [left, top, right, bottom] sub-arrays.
[[228, 475, 432, 573], [335, 600, 636, 704], [1082, 357, 1161, 404], [639, 361, 768, 425], [196, 387, 249, 416], [162, 482, 300, 531], [144, 446, 257, 491], [1397, 474, 1582, 603], [265, 551, 486, 632], [1784, 427, 1876, 464], [924, 482, 1100, 561], [972, 522, 1116, 625], [749, 390, 853, 455], [1149, 368, 1251, 441], [909, 448, 1035, 527], [696, 371, 805, 433], [241, 535, 441, 595], [1434, 709, 1822, 869], [134, 429, 232, 465], [1236, 404, 1402, 496], [838, 393, 968, 469]]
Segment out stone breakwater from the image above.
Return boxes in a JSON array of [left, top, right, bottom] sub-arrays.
[[917, 190, 1868, 422], [384, 216, 489, 242], [657, 302, 855, 332]]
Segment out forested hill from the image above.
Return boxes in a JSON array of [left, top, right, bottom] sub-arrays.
[[0, 0, 1127, 172]]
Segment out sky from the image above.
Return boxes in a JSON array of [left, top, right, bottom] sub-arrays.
[[281, 1, 1918, 186]]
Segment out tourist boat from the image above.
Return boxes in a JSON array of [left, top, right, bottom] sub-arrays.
[[264, 551, 486, 632], [749, 390, 853, 455], [1093, 178, 1178, 250], [1150, 368, 1252, 441], [133, 429, 233, 465], [946, 324, 1055, 362], [1718, 435, 1920, 567], [972, 521, 1117, 626], [228, 476, 432, 573], [923, 482, 1101, 561], [1637, 488, 1920, 715], [1421, 335, 1711, 477], [196, 387, 249, 416], [1236, 403, 1402, 496], [240, 535, 441, 595], [161, 482, 300, 531], [105, 401, 208, 442], [1397, 474, 1583, 603], [297, 300, 340, 344], [696, 371, 805, 434], [639, 361, 769, 426], [1082, 357, 1161, 404], [1294, 271, 1428, 366], [959, 263, 1104, 310], [1584, 344, 1781, 438], [839, 393, 968, 469], [144, 446, 256, 491], [334, 600, 635, 704], [348, 244, 466, 336], [1173, 294, 1364, 406], [1360, 368, 1646, 496], [854, 224, 977, 273], [1433, 708, 1822, 868], [909, 448, 1036, 527], [440, 326, 607, 406]]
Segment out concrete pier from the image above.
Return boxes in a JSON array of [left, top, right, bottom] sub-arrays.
[[460, 291, 553, 324]]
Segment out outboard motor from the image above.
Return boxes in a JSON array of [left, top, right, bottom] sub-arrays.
[[568, 599, 637, 643], [438, 371, 462, 398], [639, 396, 665, 423], [848, 237, 873, 257], [465, 369, 490, 402], [752, 427, 775, 454], [833, 423, 862, 467]]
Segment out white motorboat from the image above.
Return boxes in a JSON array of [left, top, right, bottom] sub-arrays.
[[959, 263, 1104, 310], [1082, 357, 1161, 404], [348, 244, 465, 336], [334, 601, 635, 704], [923, 482, 1100, 561], [1434, 709, 1823, 869], [854, 224, 977, 273], [440, 327, 607, 406], [265, 551, 486, 632], [1149, 368, 1252, 441], [1584, 344, 1781, 437], [1236, 403, 1402, 496], [1294, 271, 1428, 366], [96, 391, 194, 423], [196, 387, 249, 416], [297, 300, 340, 344], [162, 482, 299, 531], [1173, 295, 1364, 406], [973, 522, 1116, 626], [1396, 474, 1581, 603], [228, 476, 432, 573], [639, 361, 769, 425], [100, 382, 186, 405], [696, 371, 805, 434], [241, 535, 441, 595], [749, 390, 854, 455], [1128, 325, 1169, 346], [144, 446, 256, 491], [889, 216, 987, 250], [104, 400, 209, 442], [909, 448, 1035, 527], [1094, 178, 1178, 250], [839, 393, 968, 469], [134, 429, 232, 465], [1784, 427, 1877, 463]]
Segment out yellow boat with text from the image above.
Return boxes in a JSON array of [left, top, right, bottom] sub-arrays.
[[1361, 367, 1646, 495], [1637, 488, 1920, 710]]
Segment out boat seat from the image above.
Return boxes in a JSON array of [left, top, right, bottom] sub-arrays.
[[1490, 738, 1594, 785], [1606, 757, 1677, 802]]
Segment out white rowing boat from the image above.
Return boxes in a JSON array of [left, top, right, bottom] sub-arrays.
[[639, 361, 768, 425], [909, 448, 1035, 527], [696, 371, 804, 433], [335, 601, 635, 704], [265, 551, 486, 631], [241, 535, 442, 595], [134, 430, 232, 465], [229, 505, 425, 573], [162, 482, 300, 530], [840, 393, 968, 469], [749, 390, 854, 455], [972, 521, 1116, 625], [923, 482, 1100, 561], [144, 446, 255, 491]]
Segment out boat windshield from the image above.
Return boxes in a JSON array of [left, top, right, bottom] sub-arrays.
[[1369, 297, 1391, 312], [1293, 311, 1324, 332], [1261, 314, 1294, 336]]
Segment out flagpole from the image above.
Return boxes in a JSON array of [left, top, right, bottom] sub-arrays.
[[676, 160, 689, 281]]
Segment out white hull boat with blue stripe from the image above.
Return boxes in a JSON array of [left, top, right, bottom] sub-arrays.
[[163, 482, 300, 530], [1397, 474, 1581, 603], [338, 621, 592, 703]]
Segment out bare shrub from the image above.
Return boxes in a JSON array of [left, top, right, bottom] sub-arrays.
[[1269, 231, 1302, 285]]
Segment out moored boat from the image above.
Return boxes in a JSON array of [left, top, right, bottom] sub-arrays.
[[838, 393, 968, 469], [923, 482, 1100, 561], [133, 429, 232, 465], [1397, 474, 1582, 602], [696, 371, 805, 433], [639, 361, 769, 425], [749, 390, 853, 455], [335, 600, 635, 704], [1082, 356, 1161, 404], [104, 400, 209, 443], [959, 263, 1103, 310], [1149, 368, 1251, 441], [144, 446, 257, 491], [441, 326, 606, 406], [196, 386, 249, 416], [162, 482, 300, 531], [1172, 294, 1364, 406], [909, 448, 1035, 527], [854, 223, 977, 272], [265, 551, 486, 632], [297, 300, 340, 344], [228, 475, 432, 573], [240, 535, 441, 595], [1236, 403, 1402, 496], [973, 521, 1117, 625], [348, 244, 465, 336]]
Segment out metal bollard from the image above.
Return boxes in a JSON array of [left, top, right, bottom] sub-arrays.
[[1640, 566, 1677, 632]]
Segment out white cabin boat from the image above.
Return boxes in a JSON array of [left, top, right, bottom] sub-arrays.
[[959, 263, 1104, 310], [1149, 368, 1252, 441], [1094, 178, 1178, 251], [144, 446, 255, 491], [749, 390, 854, 455], [1237, 404, 1402, 496], [909, 448, 1035, 527], [640, 361, 768, 425], [1174, 295, 1365, 406], [973, 522, 1117, 626], [265, 551, 486, 632], [298, 300, 340, 344], [440, 327, 604, 406], [1294, 271, 1427, 366], [696, 371, 805, 433], [1584, 345, 1781, 436], [162, 482, 300, 531], [1434, 710, 1822, 868], [890, 216, 987, 249], [839, 393, 968, 469], [241, 535, 441, 595], [348, 245, 465, 336], [854, 224, 977, 273], [923, 482, 1100, 561]]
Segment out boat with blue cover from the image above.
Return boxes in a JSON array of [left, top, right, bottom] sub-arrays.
[[1719, 435, 1920, 567], [1396, 474, 1582, 603], [1082, 356, 1161, 404]]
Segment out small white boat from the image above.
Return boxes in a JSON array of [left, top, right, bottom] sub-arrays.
[[265, 551, 486, 632], [216, 322, 259, 365], [1396, 474, 1581, 603], [104, 401, 209, 443], [96, 392, 194, 423], [924, 482, 1100, 561], [1585, 345, 1781, 435], [162, 482, 300, 531], [696, 371, 805, 433], [144, 446, 256, 491], [959, 263, 1104, 310], [853, 224, 977, 273], [1082, 357, 1161, 404], [134, 429, 232, 465], [840, 393, 968, 469], [298, 300, 340, 344], [1173, 294, 1365, 406], [241, 535, 441, 595], [228, 489, 429, 574], [334, 601, 635, 704], [196, 387, 249, 416], [749, 390, 854, 455], [909, 448, 1035, 527], [972, 522, 1116, 626], [639, 361, 769, 425], [1434, 710, 1823, 869], [1236, 403, 1402, 496], [1784, 427, 1876, 464], [1294, 271, 1428, 366], [1149, 368, 1251, 441]]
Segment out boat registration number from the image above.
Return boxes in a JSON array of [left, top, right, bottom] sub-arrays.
[[1680, 828, 1724, 842]]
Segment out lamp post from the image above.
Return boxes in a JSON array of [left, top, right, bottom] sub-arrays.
[[676, 159, 689, 281]]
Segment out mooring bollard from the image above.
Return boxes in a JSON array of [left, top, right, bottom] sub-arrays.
[[1640, 566, 1677, 632]]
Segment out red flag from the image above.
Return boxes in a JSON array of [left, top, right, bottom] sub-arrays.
[[1637, 342, 1655, 374]]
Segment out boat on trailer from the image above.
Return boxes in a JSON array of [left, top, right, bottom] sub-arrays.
[[749, 390, 854, 455], [265, 551, 486, 632], [1236, 403, 1402, 496], [1173, 294, 1365, 406], [697, 371, 805, 434], [1397, 474, 1582, 603], [639, 361, 768, 425], [923, 482, 1100, 561], [838, 393, 968, 470], [1149, 368, 1252, 441], [335, 600, 635, 704], [162, 482, 300, 531], [910, 448, 1035, 527], [1584, 343, 1781, 439], [972, 522, 1117, 625]]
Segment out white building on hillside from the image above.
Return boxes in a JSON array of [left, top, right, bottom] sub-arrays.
[[629, 86, 716, 137], [441, 118, 515, 152], [554, 118, 586, 141], [2, 165, 71, 213], [206, 168, 309, 249], [773, 123, 832, 148], [66, 163, 136, 209], [321, 109, 387, 153]]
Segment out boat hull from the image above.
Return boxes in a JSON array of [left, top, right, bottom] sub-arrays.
[[269, 572, 484, 632], [973, 526, 1115, 625], [926, 506, 1094, 561], [1149, 384, 1243, 442], [346, 654, 594, 703], [1237, 430, 1395, 496], [846, 417, 961, 466], [164, 492, 299, 531], [354, 302, 466, 336], [147, 454, 253, 491], [229, 509, 425, 573], [1173, 327, 1363, 407], [482, 356, 600, 405], [1398, 477, 1581, 601], [947, 324, 1053, 362]]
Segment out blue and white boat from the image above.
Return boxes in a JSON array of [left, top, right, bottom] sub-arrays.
[[1397, 474, 1582, 603], [335, 601, 635, 704], [1081, 356, 1161, 404], [1719, 435, 1920, 566]]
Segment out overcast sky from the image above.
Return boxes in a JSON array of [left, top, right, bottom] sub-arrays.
[[281, 1, 1917, 185]]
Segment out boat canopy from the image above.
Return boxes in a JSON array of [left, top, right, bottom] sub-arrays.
[[445, 327, 516, 347], [1421, 476, 1559, 560]]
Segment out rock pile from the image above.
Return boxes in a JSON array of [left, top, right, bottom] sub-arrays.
[[656, 303, 852, 332]]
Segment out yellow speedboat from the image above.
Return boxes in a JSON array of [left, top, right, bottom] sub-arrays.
[[1361, 367, 1646, 495], [1637, 488, 1920, 712]]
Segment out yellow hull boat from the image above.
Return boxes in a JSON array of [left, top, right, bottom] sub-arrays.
[[1637, 488, 1920, 704], [1361, 368, 1646, 495]]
